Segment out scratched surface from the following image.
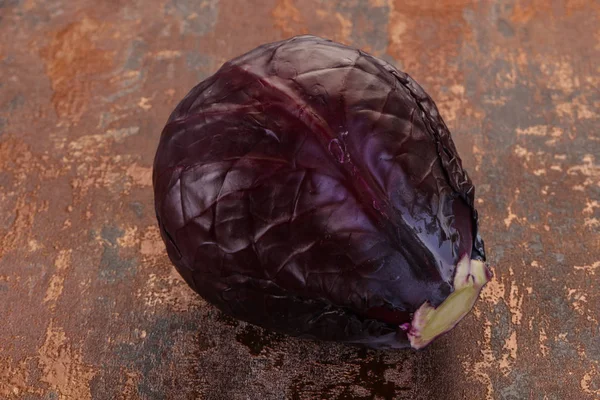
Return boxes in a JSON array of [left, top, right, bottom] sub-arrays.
[[0, 0, 598, 399]]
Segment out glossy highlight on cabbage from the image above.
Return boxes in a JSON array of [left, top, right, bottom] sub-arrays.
[[153, 35, 491, 349]]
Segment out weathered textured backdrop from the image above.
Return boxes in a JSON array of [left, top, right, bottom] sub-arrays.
[[0, 0, 598, 399]]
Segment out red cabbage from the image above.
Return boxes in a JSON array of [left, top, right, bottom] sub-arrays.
[[153, 35, 490, 349]]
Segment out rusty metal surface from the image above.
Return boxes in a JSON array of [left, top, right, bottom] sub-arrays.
[[0, 0, 598, 399]]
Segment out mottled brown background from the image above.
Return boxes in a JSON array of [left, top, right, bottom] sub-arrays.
[[0, 0, 598, 399]]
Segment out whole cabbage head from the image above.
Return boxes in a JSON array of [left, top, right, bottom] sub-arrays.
[[153, 35, 491, 349]]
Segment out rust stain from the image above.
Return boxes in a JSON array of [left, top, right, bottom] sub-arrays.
[[368, 0, 387, 7], [42, 17, 115, 123], [62, 126, 141, 200], [139, 227, 204, 312], [567, 288, 588, 317], [137, 97, 153, 111], [32, 248, 97, 399], [386, 0, 485, 127], [119, 371, 141, 399], [43, 250, 72, 308], [539, 328, 550, 357], [0, 356, 41, 398], [511, 0, 591, 23], [463, 320, 495, 400], [271, 0, 358, 45], [387, 0, 474, 72], [67, 127, 141, 155], [334, 12, 353, 43], [508, 278, 524, 326], [504, 189, 525, 228], [539, 60, 579, 93], [0, 195, 36, 259], [480, 277, 505, 305], [125, 163, 152, 187], [28, 239, 44, 252], [152, 50, 182, 60], [581, 367, 600, 396], [556, 99, 597, 120], [574, 261, 599, 275], [516, 125, 563, 137], [272, 0, 307, 37], [499, 330, 518, 374], [567, 155, 600, 187], [139, 225, 164, 258], [117, 226, 139, 248], [37, 321, 97, 400]]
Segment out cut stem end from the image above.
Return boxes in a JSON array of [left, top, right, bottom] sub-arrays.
[[407, 256, 491, 350]]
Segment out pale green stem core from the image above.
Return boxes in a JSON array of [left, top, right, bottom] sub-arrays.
[[407, 255, 491, 350]]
